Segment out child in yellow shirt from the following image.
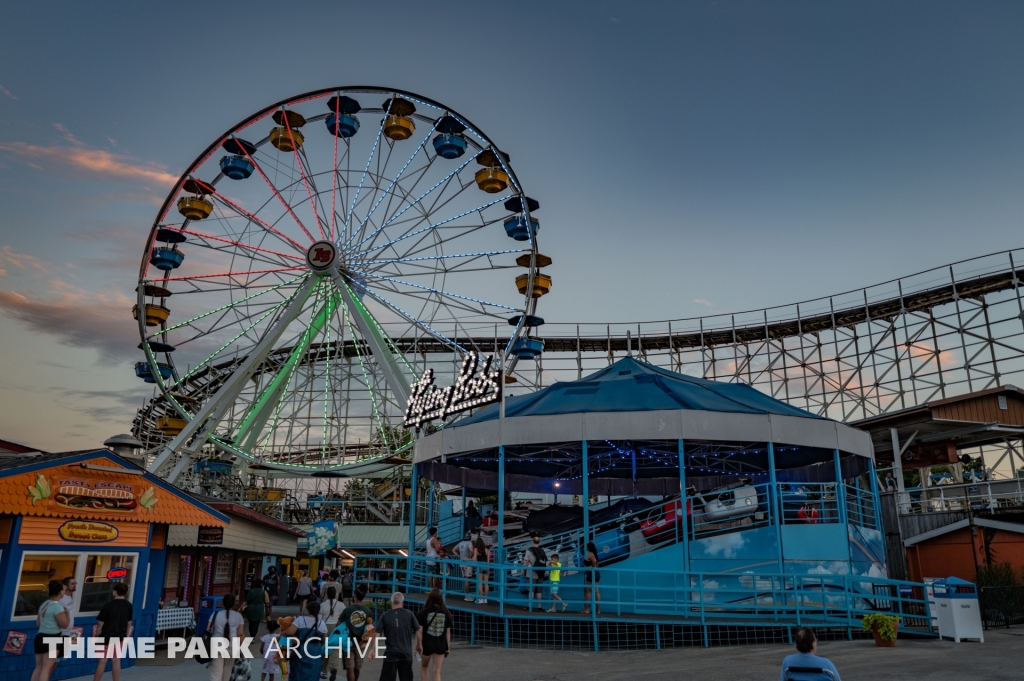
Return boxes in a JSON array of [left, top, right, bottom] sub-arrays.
[[545, 553, 566, 612]]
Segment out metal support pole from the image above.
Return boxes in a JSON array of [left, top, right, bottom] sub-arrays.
[[582, 440, 590, 545], [497, 445, 505, 616], [427, 480, 435, 532], [461, 486, 466, 535], [868, 457, 881, 530], [834, 449, 847, 525], [679, 439, 689, 572], [891, 428, 910, 513], [768, 442, 784, 571], [408, 463, 418, 588]]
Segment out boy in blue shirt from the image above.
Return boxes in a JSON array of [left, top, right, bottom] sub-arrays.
[[779, 627, 841, 681]]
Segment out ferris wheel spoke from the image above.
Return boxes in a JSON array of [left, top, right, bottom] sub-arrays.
[[354, 120, 440, 249], [353, 153, 480, 254], [340, 302, 393, 447], [232, 139, 317, 244], [359, 249, 524, 269], [176, 227, 305, 264], [158, 266, 308, 282], [354, 195, 510, 259], [283, 130, 328, 240], [148, 274, 321, 477], [352, 271, 516, 311], [148, 274, 307, 337], [349, 283, 466, 354], [343, 118, 387, 248], [210, 191, 308, 252]]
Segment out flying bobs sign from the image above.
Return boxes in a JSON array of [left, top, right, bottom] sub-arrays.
[[404, 353, 501, 429]]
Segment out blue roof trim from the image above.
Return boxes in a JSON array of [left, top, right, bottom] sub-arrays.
[[0, 449, 231, 525], [453, 356, 821, 427]]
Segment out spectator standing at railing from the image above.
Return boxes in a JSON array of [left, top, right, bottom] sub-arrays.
[[779, 627, 841, 681], [470, 531, 490, 604], [425, 527, 443, 590], [452, 534, 475, 602], [580, 541, 601, 616], [883, 472, 897, 493], [545, 554, 565, 613], [522, 533, 547, 613]]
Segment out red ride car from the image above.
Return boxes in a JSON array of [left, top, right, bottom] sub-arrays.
[[639, 496, 692, 545]]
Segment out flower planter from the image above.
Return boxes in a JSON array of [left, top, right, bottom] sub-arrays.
[[870, 621, 899, 647]]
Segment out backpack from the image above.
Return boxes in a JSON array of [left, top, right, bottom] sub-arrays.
[[195, 609, 227, 665], [527, 546, 548, 580]]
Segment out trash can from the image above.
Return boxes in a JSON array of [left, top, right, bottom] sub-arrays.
[[933, 577, 984, 643], [195, 595, 224, 636]]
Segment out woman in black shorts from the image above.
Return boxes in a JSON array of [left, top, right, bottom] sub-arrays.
[[32, 580, 69, 681], [581, 541, 601, 615], [417, 589, 452, 681]]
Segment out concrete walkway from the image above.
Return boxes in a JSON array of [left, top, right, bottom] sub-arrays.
[[102, 626, 1022, 681]]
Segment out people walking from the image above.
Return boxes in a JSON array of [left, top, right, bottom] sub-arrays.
[[59, 576, 77, 640], [376, 592, 421, 681], [545, 553, 566, 613], [205, 593, 245, 681], [281, 602, 327, 681], [30, 580, 69, 681], [580, 541, 601, 615], [320, 570, 342, 604], [470, 530, 489, 604], [264, 567, 280, 606], [92, 582, 133, 681], [296, 569, 314, 613], [417, 589, 452, 681], [340, 588, 372, 681], [260, 620, 284, 681], [319, 586, 345, 680], [341, 571, 354, 605], [246, 578, 270, 638]]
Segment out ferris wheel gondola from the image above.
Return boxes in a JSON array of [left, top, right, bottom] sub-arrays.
[[133, 87, 550, 482]]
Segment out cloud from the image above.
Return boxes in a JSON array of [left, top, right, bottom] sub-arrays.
[[0, 246, 50, 275], [0, 141, 177, 186], [693, 299, 714, 307], [698, 531, 746, 559], [0, 287, 139, 365], [0, 83, 16, 100]]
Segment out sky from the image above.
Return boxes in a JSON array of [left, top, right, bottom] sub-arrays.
[[0, 1, 1022, 452]]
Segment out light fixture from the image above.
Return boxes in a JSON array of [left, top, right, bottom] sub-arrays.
[[81, 463, 144, 475]]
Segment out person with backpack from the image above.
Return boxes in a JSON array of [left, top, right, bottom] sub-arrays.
[[280, 602, 326, 681], [206, 593, 245, 681], [319, 587, 345, 680], [416, 589, 452, 681], [521, 533, 547, 613]]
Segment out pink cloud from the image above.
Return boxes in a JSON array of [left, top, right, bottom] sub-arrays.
[[0, 287, 138, 365], [0, 83, 16, 100], [0, 245, 50, 275], [0, 141, 177, 186]]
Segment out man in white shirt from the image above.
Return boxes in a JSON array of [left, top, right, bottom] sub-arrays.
[[60, 576, 76, 638], [452, 534, 475, 601]]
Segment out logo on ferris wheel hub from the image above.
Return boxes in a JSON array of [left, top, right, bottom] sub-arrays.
[[306, 241, 337, 271]]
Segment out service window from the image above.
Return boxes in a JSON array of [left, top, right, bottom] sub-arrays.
[[80, 554, 136, 613], [14, 554, 79, 617]]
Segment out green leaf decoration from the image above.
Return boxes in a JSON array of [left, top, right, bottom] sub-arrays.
[[139, 487, 158, 513]]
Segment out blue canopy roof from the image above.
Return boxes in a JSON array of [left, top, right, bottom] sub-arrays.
[[452, 356, 821, 427]]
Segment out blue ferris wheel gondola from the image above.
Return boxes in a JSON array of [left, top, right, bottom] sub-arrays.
[[432, 133, 467, 159], [219, 155, 255, 179], [326, 113, 360, 138], [150, 247, 184, 271], [511, 337, 544, 360], [504, 216, 540, 241], [135, 361, 173, 383]]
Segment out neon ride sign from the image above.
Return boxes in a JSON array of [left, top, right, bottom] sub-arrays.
[[404, 353, 501, 430]]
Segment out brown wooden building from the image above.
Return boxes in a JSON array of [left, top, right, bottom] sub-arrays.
[[904, 515, 1024, 582]]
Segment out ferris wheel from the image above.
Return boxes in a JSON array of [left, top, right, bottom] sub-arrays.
[[134, 87, 550, 482]]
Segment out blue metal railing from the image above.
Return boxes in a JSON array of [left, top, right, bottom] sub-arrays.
[[352, 554, 933, 635]]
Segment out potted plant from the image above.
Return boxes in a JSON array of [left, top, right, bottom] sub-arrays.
[[862, 613, 901, 647]]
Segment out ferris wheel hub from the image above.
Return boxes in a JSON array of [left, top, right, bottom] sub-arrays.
[[306, 240, 339, 272]]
